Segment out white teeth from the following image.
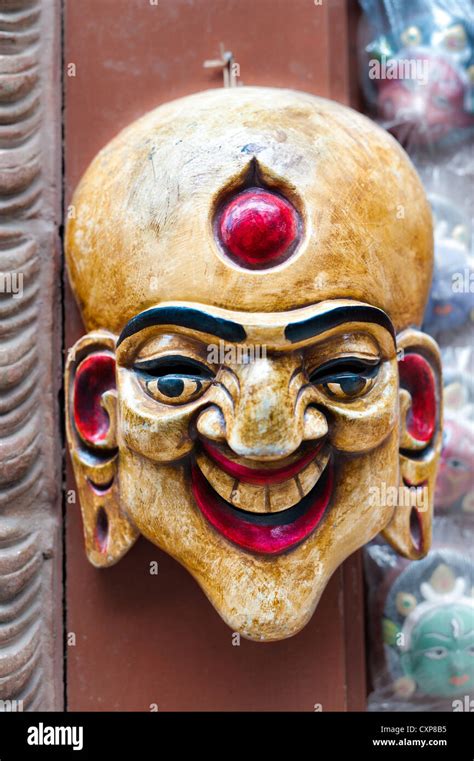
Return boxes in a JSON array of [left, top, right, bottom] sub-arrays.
[[267, 478, 302, 512], [196, 445, 330, 515], [196, 451, 234, 501], [297, 456, 327, 495], [230, 480, 267, 512]]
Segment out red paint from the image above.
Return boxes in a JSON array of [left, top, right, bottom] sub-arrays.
[[434, 304, 453, 316], [201, 439, 323, 485], [218, 187, 299, 268], [73, 353, 116, 445], [450, 675, 470, 687], [191, 460, 333, 555], [399, 353, 436, 443]]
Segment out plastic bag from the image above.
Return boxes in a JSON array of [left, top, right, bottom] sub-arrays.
[[358, 0, 474, 152], [422, 190, 474, 341], [435, 347, 474, 516], [365, 521, 474, 711]]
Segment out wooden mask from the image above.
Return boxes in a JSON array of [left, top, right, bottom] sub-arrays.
[[65, 88, 442, 641]]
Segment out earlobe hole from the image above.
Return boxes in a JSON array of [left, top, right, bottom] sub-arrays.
[[409, 507, 423, 553], [87, 476, 114, 495], [95, 507, 109, 554]]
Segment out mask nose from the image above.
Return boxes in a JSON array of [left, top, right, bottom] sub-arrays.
[[197, 356, 328, 460], [449, 652, 466, 676]]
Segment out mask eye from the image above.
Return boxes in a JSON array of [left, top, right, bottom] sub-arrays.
[[309, 358, 380, 401], [400, 25, 422, 48], [134, 355, 214, 405], [440, 24, 467, 51], [447, 458, 469, 471], [423, 646, 448, 660]]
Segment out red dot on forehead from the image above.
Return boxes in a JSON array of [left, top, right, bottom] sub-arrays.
[[218, 187, 299, 269]]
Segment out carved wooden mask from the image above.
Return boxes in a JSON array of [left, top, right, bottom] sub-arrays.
[[65, 88, 442, 641]]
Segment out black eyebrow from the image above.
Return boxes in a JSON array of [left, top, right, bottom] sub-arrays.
[[285, 305, 396, 344], [117, 306, 247, 346]]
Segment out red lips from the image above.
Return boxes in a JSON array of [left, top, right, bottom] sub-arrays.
[[450, 675, 469, 687], [200, 440, 324, 485], [191, 456, 333, 555]]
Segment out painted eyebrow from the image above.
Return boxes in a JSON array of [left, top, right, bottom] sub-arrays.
[[421, 633, 451, 642], [284, 305, 396, 344], [117, 306, 247, 346]]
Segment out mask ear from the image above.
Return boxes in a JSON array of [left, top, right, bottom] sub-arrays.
[[65, 331, 139, 567], [382, 329, 442, 560]]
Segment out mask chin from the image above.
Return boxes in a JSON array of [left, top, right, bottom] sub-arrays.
[[65, 330, 138, 567], [382, 329, 442, 559]]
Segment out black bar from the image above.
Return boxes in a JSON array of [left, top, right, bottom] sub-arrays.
[[0, 711, 472, 759]]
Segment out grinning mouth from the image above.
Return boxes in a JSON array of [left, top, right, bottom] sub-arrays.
[[191, 441, 333, 555], [200, 439, 324, 485]]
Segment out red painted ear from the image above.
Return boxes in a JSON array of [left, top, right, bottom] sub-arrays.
[[73, 353, 116, 445], [398, 353, 436, 444], [384, 332, 441, 561]]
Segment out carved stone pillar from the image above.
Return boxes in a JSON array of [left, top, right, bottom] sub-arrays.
[[0, 0, 62, 710]]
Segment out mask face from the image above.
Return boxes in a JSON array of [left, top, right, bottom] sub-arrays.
[[402, 605, 474, 697], [384, 557, 474, 699], [436, 417, 474, 510], [65, 87, 442, 641]]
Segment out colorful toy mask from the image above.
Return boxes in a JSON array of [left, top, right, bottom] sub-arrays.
[[383, 551, 474, 699], [422, 194, 473, 338], [435, 380, 474, 514], [377, 51, 473, 146], [360, 0, 474, 146], [65, 87, 442, 641]]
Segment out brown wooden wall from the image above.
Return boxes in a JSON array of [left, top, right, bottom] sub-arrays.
[[0, 0, 63, 712], [64, 0, 366, 711]]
